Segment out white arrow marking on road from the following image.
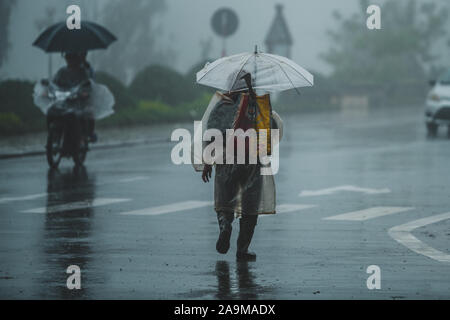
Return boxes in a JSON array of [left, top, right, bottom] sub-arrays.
[[323, 207, 414, 221], [389, 212, 450, 263], [120, 201, 213, 216], [299, 185, 391, 197], [0, 193, 47, 204], [22, 198, 131, 214]]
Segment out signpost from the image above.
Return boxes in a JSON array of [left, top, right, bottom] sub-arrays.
[[211, 8, 239, 57]]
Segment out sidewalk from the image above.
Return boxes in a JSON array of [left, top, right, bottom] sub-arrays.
[[0, 122, 184, 159]]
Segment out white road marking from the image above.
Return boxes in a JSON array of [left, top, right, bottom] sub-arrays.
[[323, 207, 414, 221], [22, 198, 131, 214], [118, 176, 149, 183], [299, 185, 391, 197], [0, 193, 47, 204], [0, 176, 148, 205], [389, 212, 450, 263], [120, 201, 213, 216]]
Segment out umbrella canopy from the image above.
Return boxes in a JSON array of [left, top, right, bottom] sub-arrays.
[[33, 21, 117, 53], [196, 49, 314, 93]]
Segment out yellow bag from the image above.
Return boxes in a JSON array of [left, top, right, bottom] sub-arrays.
[[255, 94, 272, 155]]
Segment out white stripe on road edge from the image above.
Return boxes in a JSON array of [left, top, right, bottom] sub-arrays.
[[0, 193, 47, 204], [323, 207, 414, 221], [22, 198, 131, 214], [299, 185, 391, 197], [389, 212, 450, 263], [120, 201, 213, 216]]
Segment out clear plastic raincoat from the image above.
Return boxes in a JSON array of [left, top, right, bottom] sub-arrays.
[[33, 67, 115, 120], [194, 92, 283, 217]]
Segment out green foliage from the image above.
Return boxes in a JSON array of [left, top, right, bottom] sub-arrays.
[[0, 112, 24, 134], [176, 92, 212, 119], [0, 80, 45, 134], [278, 71, 339, 111], [137, 100, 177, 120], [100, 92, 212, 128], [322, 0, 449, 85], [95, 71, 136, 112], [0, 64, 219, 135], [129, 65, 196, 105], [185, 60, 216, 100]]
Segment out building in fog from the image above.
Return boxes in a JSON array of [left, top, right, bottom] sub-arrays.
[[265, 4, 293, 58]]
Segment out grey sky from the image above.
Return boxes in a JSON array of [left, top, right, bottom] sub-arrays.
[[1, 0, 361, 81]]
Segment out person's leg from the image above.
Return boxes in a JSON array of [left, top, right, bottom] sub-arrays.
[[216, 210, 234, 254], [88, 117, 97, 142], [236, 215, 258, 261]]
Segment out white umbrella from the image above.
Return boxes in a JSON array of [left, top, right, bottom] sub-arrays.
[[196, 48, 314, 93]]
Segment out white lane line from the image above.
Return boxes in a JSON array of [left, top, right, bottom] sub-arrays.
[[323, 207, 414, 221], [389, 212, 450, 263], [22, 198, 131, 214], [120, 201, 213, 216], [299, 185, 391, 197], [118, 176, 149, 183], [0, 193, 47, 204], [0, 175, 148, 205]]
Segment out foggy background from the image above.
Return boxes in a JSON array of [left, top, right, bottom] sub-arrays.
[[1, 0, 358, 80], [1, 0, 450, 136]]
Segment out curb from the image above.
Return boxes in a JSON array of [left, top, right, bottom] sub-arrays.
[[0, 137, 170, 160]]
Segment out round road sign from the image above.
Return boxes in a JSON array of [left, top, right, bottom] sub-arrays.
[[211, 8, 239, 38]]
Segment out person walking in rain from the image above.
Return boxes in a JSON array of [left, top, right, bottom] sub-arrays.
[[200, 71, 282, 261], [195, 47, 312, 261]]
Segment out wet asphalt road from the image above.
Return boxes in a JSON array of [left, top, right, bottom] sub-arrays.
[[0, 105, 449, 300]]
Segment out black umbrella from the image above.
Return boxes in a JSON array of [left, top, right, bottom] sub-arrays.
[[33, 21, 117, 53]]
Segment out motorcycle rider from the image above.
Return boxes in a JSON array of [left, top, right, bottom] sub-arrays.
[[47, 52, 97, 142]]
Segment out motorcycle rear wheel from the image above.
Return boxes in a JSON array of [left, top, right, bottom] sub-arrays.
[[46, 126, 63, 169], [73, 139, 88, 167]]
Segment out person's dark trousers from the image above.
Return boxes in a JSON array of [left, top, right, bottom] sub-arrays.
[[216, 211, 234, 254], [87, 118, 97, 142], [236, 215, 258, 261]]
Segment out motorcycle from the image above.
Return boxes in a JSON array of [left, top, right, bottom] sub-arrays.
[[39, 79, 92, 168], [34, 78, 115, 168]]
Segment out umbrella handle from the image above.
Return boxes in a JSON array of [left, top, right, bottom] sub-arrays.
[[240, 73, 256, 100]]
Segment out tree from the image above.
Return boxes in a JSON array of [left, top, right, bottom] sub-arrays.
[[321, 0, 449, 86], [93, 0, 175, 84], [95, 71, 136, 112], [0, 0, 17, 73], [129, 65, 194, 105]]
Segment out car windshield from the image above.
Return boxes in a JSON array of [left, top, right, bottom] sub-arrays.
[[439, 70, 450, 84]]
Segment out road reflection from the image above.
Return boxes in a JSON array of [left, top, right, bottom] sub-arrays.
[[39, 166, 96, 299], [215, 260, 263, 300]]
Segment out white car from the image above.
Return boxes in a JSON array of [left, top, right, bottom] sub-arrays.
[[425, 69, 450, 137]]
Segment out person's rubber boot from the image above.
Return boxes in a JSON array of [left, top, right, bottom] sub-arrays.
[[216, 211, 234, 254], [236, 216, 257, 261]]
